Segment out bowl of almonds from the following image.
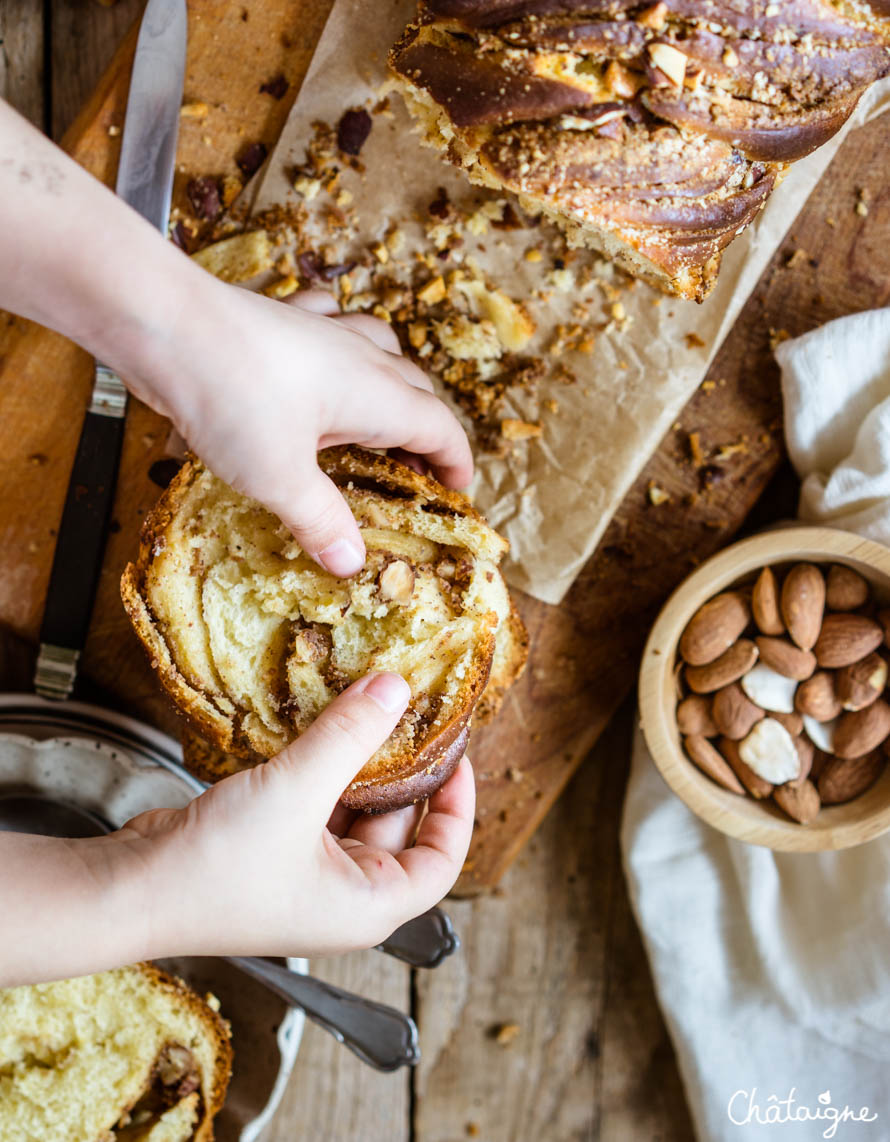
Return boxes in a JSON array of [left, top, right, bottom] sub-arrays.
[[639, 527, 890, 850]]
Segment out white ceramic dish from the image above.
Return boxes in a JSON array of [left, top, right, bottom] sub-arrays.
[[0, 695, 306, 1142]]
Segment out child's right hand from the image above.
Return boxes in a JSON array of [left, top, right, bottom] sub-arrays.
[[0, 672, 473, 986], [116, 672, 474, 960]]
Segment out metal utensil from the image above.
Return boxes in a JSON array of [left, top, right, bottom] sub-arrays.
[[34, 0, 188, 700], [0, 791, 424, 1070]]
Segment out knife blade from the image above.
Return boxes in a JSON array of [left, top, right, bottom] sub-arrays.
[[34, 0, 188, 700]]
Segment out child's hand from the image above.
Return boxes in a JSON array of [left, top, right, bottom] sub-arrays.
[[117, 672, 474, 959], [0, 672, 473, 985], [129, 280, 473, 578], [0, 98, 473, 579]]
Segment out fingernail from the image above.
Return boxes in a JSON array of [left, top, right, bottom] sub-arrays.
[[363, 672, 411, 713], [317, 538, 364, 577]]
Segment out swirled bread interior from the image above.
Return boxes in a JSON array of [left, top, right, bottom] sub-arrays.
[[0, 964, 231, 1142], [122, 447, 527, 811]]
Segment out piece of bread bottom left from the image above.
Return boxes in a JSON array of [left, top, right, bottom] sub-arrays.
[[0, 962, 232, 1142]]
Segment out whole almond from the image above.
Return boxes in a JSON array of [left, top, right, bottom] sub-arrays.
[[677, 694, 718, 737], [773, 779, 821, 824], [781, 563, 825, 651], [878, 610, 890, 649], [712, 683, 764, 740], [755, 636, 816, 682], [795, 672, 842, 722], [826, 565, 869, 611], [718, 737, 772, 798], [683, 735, 745, 794], [817, 751, 885, 805], [833, 700, 890, 759], [679, 591, 751, 666], [836, 652, 888, 712], [771, 710, 804, 736], [790, 735, 815, 787], [685, 640, 759, 694], [752, 566, 784, 636], [810, 749, 832, 783], [813, 613, 883, 668]]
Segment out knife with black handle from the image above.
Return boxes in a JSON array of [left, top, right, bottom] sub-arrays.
[[35, 0, 188, 699]]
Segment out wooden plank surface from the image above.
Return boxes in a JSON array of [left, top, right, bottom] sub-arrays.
[[265, 951, 411, 1142], [0, 0, 45, 129], [416, 703, 694, 1142]]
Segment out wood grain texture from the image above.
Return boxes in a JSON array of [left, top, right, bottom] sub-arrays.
[[639, 527, 890, 852], [0, 0, 45, 127], [415, 704, 694, 1142], [50, 0, 144, 140], [263, 952, 411, 1142]]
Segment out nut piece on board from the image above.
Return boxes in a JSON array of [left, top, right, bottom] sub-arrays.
[[814, 614, 884, 668], [826, 565, 870, 611], [740, 663, 797, 714], [781, 564, 825, 651], [679, 592, 751, 666], [683, 735, 745, 794], [795, 671, 842, 721], [879, 610, 890, 649], [719, 737, 772, 799], [739, 718, 801, 784], [685, 640, 758, 694], [836, 653, 888, 712], [818, 751, 885, 805], [755, 636, 816, 681], [773, 779, 821, 824], [676, 694, 719, 737], [752, 567, 785, 636], [833, 700, 890, 759], [712, 683, 764, 740]]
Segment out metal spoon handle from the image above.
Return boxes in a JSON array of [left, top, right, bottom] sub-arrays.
[[377, 907, 459, 968], [226, 956, 419, 1071]]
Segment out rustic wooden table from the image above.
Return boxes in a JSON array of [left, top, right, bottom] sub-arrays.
[[2, 3, 888, 1140]]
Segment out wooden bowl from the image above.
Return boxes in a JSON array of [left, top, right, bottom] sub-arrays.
[[639, 527, 890, 851]]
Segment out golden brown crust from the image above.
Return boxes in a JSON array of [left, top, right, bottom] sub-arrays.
[[390, 2, 890, 299], [123, 447, 527, 814], [133, 963, 233, 1142]]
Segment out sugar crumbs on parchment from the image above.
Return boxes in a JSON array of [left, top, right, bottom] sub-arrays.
[[180, 109, 635, 450]]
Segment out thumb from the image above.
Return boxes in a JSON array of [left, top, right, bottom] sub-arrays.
[[265, 673, 411, 813], [276, 464, 366, 577]]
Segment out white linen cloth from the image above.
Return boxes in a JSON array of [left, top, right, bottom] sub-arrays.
[[622, 308, 890, 1142]]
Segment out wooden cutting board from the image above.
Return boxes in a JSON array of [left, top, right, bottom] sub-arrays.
[[1, 0, 888, 895]]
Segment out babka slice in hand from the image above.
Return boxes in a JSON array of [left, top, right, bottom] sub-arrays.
[[122, 447, 527, 813]]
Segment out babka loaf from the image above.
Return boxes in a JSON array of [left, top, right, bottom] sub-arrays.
[[390, 1, 890, 299], [0, 964, 231, 1142], [122, 447, 528, 813]]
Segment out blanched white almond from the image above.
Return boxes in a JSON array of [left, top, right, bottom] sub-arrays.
[[740, 663, 798, 714], [738, 718, 801, 784], [802, 714, 837, 754]]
